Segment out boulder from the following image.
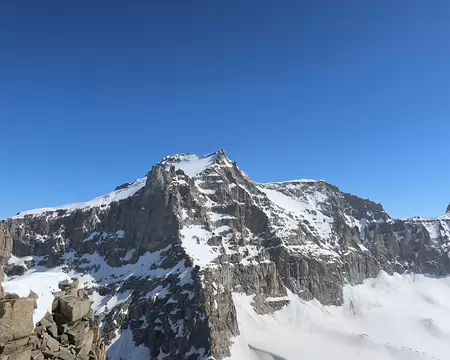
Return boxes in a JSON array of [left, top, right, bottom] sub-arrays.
[[70, 278, 79, 289], [84, 308, 94, 325], [0, 347, 32, 360], [58, 296, 91, 323], [58, 279, 79, 296], [52, 313, 70, 337], [3, 293, 19, 300], [1, 335, 31, 354], [0, 297, 35, 342], [41, 349, 57, 359], [43, 333, 60, 352], [34, 325, 45, 335], [58, 346, 75, 360], [51, 291, 65, 312], [29, 290, 39, 300], [92, 327, 101, 343], [66, 320, 89, 348], [31, 350, 45, 360], [4, 264, 27, 277], [42, 312, 58, 336], [0, 267, 4, 298], [0, 223, 12, 254], [58, 280, 70, 290], [90, 342, 106, 360], [75, 329, 93, 359]]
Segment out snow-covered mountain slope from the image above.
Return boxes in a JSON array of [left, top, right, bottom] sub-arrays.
[[14, 176, 147, 219], [230, 272, 450, 360], [1, 149, 450, 359]]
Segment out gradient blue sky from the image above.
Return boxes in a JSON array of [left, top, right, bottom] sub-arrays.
[[1, 0, 449, 219]]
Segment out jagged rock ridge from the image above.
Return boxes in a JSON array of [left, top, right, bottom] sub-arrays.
[[1, 149, 449, 359], [0, 277, 106, 360]]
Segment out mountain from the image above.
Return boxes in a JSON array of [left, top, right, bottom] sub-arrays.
[[1, 149, 450, 360]]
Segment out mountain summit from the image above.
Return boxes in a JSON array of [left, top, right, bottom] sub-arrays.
[[1, 150, 450, 359]]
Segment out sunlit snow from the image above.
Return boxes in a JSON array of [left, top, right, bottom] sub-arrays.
[[161, 153, 217, 177], [3, 265, 71, 324], [14, 177, 147, 218], [229, 272, 450, 360]]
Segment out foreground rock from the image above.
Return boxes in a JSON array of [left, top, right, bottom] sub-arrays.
[[0, 295, 35, 343], [0, 279, 106, 360]]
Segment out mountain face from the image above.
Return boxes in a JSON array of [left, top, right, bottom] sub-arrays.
[[1, 149, 450, 359]]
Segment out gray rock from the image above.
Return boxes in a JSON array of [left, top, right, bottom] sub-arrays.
[[0, 297, 35, 342], [41, 349, 57, 359], [1, 347, 32, 360], [53, 312, 69, 326], [58, 346, 75, 360], [29, 290, 39, 300], [1, 335, 33, 354], [75, 329, 93, 359], [59, 333, 69, 345], [66, 320, 90, 348], [52, 291, 65, 312], [0, 267, 4, 298], [4, 264, 27, 277], [43, 333, 60, 352], [0, 223, 12, 265], [58, 296, 91, 323], [31, 350, 45, 360], [40, 312, 58, 338]]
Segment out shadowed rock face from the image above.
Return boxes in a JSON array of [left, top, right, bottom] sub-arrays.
[[1, 150, 450, 359], [0, 223, 12, 265]]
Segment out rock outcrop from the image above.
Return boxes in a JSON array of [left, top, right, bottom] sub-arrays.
[[0, 293, 36, 360], [1, 150, 450, 359], [0, 279, 106, 360]]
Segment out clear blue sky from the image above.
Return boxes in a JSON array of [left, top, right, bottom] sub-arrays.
[[1, 0, 449, 220]]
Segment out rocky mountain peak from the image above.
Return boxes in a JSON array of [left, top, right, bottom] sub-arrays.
[[158, 149, 232, 178], [160, 153, 204, 164], [446, 202, 450, 214], [1, 150, 450, 360], [160, 149, 227, 164]]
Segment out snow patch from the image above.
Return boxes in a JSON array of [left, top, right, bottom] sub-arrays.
[[259, 185, 333, 240], [107, 327, 150, 360], [161, 153, 217, 177], [122, 249, 135, 262], [3, 264, 71, 324], [91, 290, 132, 314], [14, 177, 147, 219], [179, 225, 219, 267]]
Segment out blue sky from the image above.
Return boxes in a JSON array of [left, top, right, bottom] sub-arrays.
[[1, 0, 449, 219]]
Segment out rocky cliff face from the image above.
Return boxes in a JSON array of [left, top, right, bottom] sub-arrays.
[[1, 150, 449, 359]]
